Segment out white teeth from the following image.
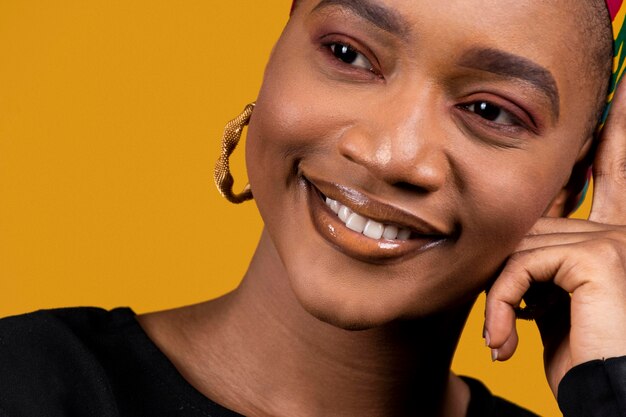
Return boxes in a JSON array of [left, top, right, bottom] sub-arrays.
[[363, 220, 384, 239], [346, 213, 368, 233], [325, 197, 341, 214], [382, 225, 399, 240], [338, 205, 352, 222], [323, 197, 412, 241]]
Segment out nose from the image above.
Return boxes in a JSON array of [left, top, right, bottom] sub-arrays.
[[337, 103, 449, 193]]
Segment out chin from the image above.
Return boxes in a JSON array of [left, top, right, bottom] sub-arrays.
[[295, 293, 396, 331], [307, 309, 381, 331], [290, 275, 479, 334], [284, 258, 472, 331]]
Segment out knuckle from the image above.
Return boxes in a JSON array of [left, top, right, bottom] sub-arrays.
[[597, 156, 626, 186], [605, 229, 626, 243], [508, 278, 530, 297], [507, 251, 528, 267], [593, 155, 626, 184], [618, 157, 626, 185], [498, 258, 532, 296], [589, 238, 624, 264]]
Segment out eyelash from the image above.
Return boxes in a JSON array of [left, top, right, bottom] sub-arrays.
[[318, 37, 537, 135], [321, 39, 383, 79], [459, 101, 519, 126], [457, 99, 537, 134]]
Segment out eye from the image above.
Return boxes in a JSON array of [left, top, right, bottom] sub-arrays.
[[329, 42, 374, 71], [464, 101, 518, 125]]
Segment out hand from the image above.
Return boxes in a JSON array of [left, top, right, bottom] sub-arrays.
[[483, 81, 626, 396]]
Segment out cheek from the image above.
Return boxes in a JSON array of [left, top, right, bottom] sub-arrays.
[[458, 154, 566, 270], [248, 22, 371, 159], [245, 90, 330, 207], [245, 59, 356, 210], [244, 77, 337, 259]]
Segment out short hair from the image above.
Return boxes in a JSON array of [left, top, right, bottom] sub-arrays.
[[579, 0, 614, 135]]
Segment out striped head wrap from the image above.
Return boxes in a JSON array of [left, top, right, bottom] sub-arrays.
[[603, 0, 626, 127], [578, 0, 626, 207]]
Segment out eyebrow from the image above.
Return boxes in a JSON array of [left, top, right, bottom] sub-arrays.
[[459, 48, 560, 119], [312, 0, 410, 39]]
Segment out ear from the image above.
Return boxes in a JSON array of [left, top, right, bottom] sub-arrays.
[[544, 136, 594, 218]]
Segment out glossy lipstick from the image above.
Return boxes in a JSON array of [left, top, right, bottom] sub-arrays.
[[304, 176, 450, 264]]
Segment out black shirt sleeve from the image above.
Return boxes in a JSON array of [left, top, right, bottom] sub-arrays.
[[558, 356, 626, 417]]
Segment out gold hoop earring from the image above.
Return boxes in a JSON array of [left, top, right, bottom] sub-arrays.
[[214, 103, 255, 204]]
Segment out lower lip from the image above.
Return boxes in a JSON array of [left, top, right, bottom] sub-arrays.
[[304, 178, 446, 264]]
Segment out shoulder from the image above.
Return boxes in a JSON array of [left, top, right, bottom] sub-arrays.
[[0, 306, 134, 360], [0, 307, 134, 415], [0, 305, 128, 334]]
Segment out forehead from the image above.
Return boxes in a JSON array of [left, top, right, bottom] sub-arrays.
[[303, 0, 597, 59], [299, 0, 604, 123], [305, 0, 590, 49]]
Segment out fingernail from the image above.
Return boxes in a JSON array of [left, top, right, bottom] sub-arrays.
[[484, 330, 491, 347], [491, 349, 499, 362]]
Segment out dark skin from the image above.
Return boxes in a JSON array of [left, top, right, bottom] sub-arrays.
[[139, 0, 626, 415]]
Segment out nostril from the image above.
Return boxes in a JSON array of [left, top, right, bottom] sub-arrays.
[[339, 150, 357, 165], [393, 181, 430, 194]]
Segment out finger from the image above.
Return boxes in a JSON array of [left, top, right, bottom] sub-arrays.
[[484, 293, 518, 360], [493, 325, 519, 362], [590, 79, 626, 223], [528, 217, 611, 236], [490, 244, 589, 305], [517, 230, 625, 252], [484, 244, 588, 361], [484, 278, 518, 356]]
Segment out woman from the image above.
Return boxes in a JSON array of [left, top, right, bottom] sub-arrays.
[[1, 0, 626, 416]]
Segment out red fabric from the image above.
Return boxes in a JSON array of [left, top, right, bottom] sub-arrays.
[[606, 0, 624, 20]]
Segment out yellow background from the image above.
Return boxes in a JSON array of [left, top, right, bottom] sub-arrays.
[[0, 1, 593, 415]]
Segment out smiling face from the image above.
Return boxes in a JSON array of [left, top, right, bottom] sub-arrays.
[[245, 0, 611, 329]]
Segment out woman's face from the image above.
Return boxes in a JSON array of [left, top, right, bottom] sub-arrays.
[[246, 0, 607, 328]]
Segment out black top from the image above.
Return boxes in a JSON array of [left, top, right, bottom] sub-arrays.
[[0, 307, 617, 417]]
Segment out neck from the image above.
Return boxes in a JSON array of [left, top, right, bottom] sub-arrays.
[[141, 229, 474, 417]]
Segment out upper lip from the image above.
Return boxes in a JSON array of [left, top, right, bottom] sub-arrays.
[[306, 176, 452, 237]]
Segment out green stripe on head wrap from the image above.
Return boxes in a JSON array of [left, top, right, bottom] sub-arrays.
[[576, 0, 626, 210]]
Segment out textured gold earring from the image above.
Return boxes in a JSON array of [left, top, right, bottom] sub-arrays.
[[214, 102, 255, 203]]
